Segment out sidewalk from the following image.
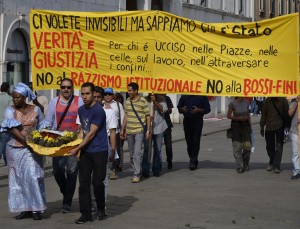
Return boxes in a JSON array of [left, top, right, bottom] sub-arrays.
[[0, 115, 299, 229]]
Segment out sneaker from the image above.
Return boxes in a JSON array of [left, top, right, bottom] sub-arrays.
[[266, 165, 273, 171], [109, 170, 118, 180], [61, 205, 71, 213], [131, 176, 140, 183], [274, 168, 281, 174], [291, 174, 300, 180], [75, 214, 92, 224]]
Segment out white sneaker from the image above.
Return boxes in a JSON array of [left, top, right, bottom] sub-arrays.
[[131, 176, 140, 183]]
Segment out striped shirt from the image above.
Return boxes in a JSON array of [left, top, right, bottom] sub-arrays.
[[125, 96, 149, 134]]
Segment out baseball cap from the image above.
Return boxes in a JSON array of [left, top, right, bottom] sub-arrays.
[[104, 88, 114, 94]]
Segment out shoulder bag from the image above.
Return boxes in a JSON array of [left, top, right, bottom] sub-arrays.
[[56, 95, 74, 130], [130, 100, 146, 131]]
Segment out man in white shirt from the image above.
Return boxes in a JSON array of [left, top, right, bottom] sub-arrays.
[[103, 88, 125, 178]]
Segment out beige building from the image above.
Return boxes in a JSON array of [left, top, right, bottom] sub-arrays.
[[2, 1, 296, 119]]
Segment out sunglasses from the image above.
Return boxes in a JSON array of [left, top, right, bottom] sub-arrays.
[[104, 93, 113, 96], [60, 86, 72, 89]]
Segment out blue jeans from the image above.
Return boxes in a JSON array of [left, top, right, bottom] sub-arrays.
[[290, 132, 300, 175], [143, 132, 164, 174], [0, 132, 10, 165], [53, 156, 78, 207]]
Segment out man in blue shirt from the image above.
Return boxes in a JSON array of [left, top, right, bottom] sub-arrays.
[[177, 95, 211, 170], [68, 82, 108, 224]]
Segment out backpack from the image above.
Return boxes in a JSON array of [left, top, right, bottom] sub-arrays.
[[271, 99, 294, 130]]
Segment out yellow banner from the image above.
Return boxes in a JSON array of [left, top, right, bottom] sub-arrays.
[[30, 10, 299, 96]]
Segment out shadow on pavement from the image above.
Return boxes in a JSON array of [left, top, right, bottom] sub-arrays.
[[42, 195, 138, 220], [106, 195, 138, 217]]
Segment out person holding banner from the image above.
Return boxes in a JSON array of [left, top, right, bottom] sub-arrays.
[[142, 93, 168, 178], [44, 78, 83, 213], [260, 97, 289, 174], [177, 95, 211, 170], [227, 97, 252, 173], [121, 82, 150, 183]]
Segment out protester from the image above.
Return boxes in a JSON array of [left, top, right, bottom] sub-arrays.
[[28, 82, 49, 114], [142, 93, 168, 177], [93, 85, 117, 212], [0, 82, 12, 166], [121, 82, 150, 183], [68, 82, 108, 224], [114, 92, 125, 170], [44, 78, 83, 213], [227, 97, 252, 173], [161, 94, 174, 169], [95, 87, 118, 180], [260, 97, 289, 173], [249, 97, 258, 115], [0, 82, 46, 220], [256, 97, 264, 115], [103, 88, 125, 179], [288, 96, 300, 179], [177, 95, 211, 170]]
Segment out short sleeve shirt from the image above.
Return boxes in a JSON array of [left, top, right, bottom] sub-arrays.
[[79, 103, 108, 153], [125, 96, 149, 134]]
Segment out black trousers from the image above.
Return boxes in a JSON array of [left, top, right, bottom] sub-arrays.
[[52, 156, 78, 207], [163, 127, 173, 163], [78, 151, 108, 216], [183, 117, 203, 165], [265, 127, 284, 169]]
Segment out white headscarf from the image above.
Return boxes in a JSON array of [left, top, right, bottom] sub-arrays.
[[14, 82, 36, 102]]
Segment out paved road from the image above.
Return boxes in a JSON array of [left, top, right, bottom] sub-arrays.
[[0, 116, 299, 229]]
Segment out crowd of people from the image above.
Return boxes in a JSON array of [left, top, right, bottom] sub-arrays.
[[0, 80, 299, 224]]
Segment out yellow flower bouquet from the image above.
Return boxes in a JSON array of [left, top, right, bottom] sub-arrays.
[[27, 129, 82, 157]]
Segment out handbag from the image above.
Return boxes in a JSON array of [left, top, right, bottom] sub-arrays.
[[226, 128, 232, 139]]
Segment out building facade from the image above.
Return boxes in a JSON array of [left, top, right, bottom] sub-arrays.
[[2, 1, 296, 120], [254, 0, 299, 20]]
